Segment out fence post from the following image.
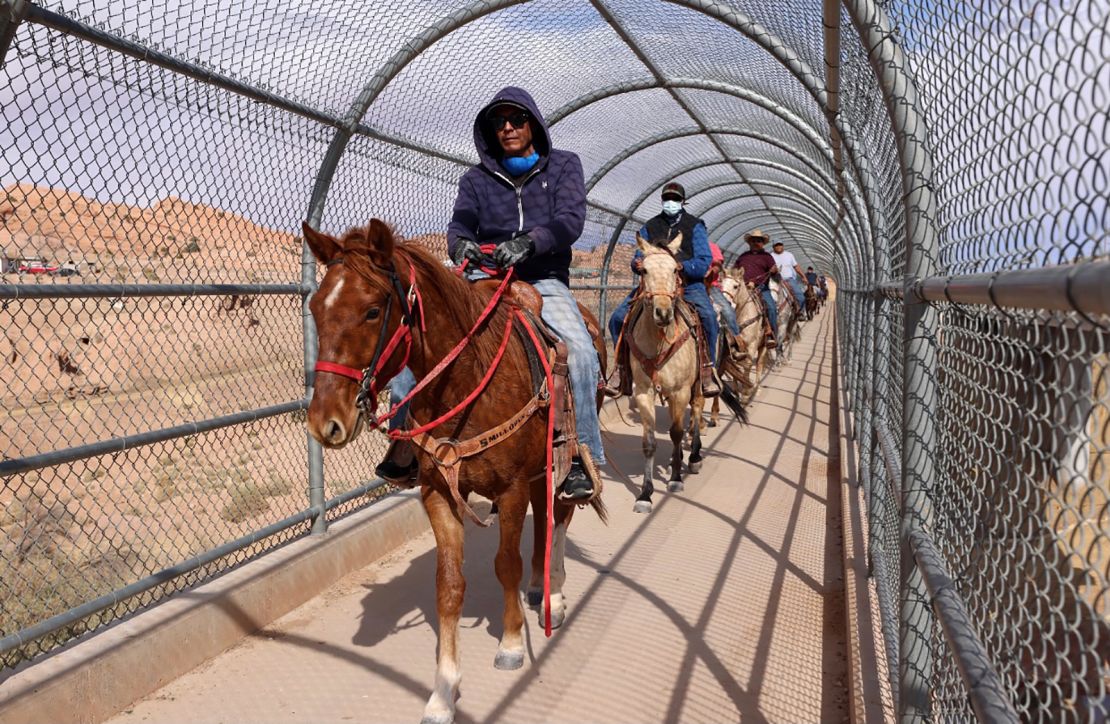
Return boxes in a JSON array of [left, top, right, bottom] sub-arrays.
[[841, 0, 942, 720], [300, 236, 327, 536]]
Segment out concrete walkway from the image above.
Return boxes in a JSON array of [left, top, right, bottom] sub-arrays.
[[109, 311, 846, 724]]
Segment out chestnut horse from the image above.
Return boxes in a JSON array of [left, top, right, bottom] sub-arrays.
[[303, 220, 606, 724]]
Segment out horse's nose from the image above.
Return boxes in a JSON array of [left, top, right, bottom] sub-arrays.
[[323, 418, 346, 446], [654, 307, 672, 326]]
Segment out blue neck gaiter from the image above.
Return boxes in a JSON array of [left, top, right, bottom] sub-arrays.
[[501, 151, 540, 176]]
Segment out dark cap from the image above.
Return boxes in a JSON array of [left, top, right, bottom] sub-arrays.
[[484, 100, 529, 120], [661, 182, 686, 201]]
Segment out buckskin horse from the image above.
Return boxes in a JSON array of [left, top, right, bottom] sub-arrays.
[[622, 234, 745, 513], [302, 220, 606, 724]]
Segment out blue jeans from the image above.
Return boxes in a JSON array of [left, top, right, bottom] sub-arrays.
[[390, 277, 605, 465], [387, 367, 416, 433], [608, 283, 719, 364], [760, 284, 778, 337], [709, 285, 740, 337], [784, 277, 807, 309]]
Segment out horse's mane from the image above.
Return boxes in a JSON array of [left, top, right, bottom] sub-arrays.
[[336, 223, 509, 366]]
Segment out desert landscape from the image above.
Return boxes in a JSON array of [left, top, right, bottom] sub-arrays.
[[0, 184, 635, 666]]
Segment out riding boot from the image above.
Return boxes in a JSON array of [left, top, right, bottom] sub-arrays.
[[726, 332, 744, 361], [698, 341, 721, 397], [764, 320, 778, 348], [375, 438, 418, 486], [558, 458, 594, 501]]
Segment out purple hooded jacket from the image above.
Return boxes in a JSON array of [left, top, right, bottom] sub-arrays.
[[447, 87, 586, 286]]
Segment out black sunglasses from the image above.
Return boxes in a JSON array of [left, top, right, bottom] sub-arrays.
[[490, 111, 530, 131]]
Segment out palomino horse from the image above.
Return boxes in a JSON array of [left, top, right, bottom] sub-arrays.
[[625, 234, 744, 512], [710, 268, 773, 420], [302, 221, 606, 724]]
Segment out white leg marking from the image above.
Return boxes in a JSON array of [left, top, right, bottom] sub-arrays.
[[422, 655, 460, 724]]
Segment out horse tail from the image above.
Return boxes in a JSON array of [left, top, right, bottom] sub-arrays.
[[588, 494, 609, 524], [720, 384, 748, 425]]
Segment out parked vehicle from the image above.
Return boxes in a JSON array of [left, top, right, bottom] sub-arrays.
[[18, 259, 58, 274]]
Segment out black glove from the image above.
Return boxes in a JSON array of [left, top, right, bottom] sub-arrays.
[[450, 239, 484, 267], [493, 234, 535, 269]]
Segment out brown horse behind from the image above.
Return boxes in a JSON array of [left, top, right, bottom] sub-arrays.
[[302, 220, 606, 724]]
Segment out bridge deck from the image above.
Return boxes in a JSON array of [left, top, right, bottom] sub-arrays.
[[109, 311, 846, 724]]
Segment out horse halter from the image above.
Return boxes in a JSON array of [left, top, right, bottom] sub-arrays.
[[637, 258, 684, 302], [313, 257, 423, 419]]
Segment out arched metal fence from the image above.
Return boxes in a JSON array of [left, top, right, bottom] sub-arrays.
[[1, 0, 1106, 720]]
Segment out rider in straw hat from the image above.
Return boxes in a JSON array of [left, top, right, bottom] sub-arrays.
[[732, 229, 779, 346]]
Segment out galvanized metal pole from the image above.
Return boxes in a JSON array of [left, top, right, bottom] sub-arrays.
[[841, 0, 942, 720], [0, 0, 28, 69]]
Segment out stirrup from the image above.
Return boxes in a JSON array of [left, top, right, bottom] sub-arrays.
[[375, 439, 418, 486], [700, 366, 721, 398]]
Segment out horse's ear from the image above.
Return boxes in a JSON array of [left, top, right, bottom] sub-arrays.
[[364, 219, 395, 266], [302, 222, 341, 265], [666, 232, 683, 256], [636, 233, 650, 253]]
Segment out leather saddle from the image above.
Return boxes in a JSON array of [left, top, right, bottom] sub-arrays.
[[472, 279, 604, 502]]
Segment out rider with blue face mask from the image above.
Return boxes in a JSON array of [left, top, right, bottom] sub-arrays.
[[607, 181, 721, 398]]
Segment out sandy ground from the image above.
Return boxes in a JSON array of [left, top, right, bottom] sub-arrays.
[[107, 309, 848, 724]]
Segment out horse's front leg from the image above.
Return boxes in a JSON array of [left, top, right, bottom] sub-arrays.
[[545, 502, 576, 629], [421, 485, 466, 724], [493, 488, 528, 670], [688, 391, 705, 475], [667, 390, 690, 492], [633, 386, 656, 514], [709, 396, 720, 427]]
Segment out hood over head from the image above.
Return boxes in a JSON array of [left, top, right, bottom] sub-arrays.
[[473, 86, 551, 174]]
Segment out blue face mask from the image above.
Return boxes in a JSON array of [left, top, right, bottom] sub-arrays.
[[501, 151, 540, 176], [662, 200, 683, 216]]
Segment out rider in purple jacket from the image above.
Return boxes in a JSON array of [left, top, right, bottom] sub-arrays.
[[381, 87, 603, 501]]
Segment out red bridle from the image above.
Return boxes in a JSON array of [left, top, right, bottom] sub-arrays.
[[312, 260, 424, 416]]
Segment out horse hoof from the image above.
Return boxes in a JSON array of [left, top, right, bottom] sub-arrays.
[[667, 480, 685, 493], [708, 419, 717, 428], [525, 589, 543, 608], [633, 500, 653, 514], [540, 608, 566, 629], [420, 714, 453, 724], [494, 649, 525, 670], [688, 460, 703, 474]]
